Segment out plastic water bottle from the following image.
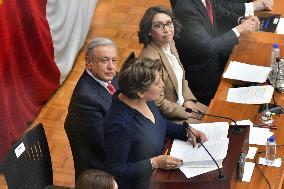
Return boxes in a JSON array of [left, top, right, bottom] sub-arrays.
[[271, 43, 280, 68], [265, 135, 276, 165]]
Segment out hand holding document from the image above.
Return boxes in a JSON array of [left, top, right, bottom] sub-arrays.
[[223, 61, 271, 83], [226, 85, 274, 104]]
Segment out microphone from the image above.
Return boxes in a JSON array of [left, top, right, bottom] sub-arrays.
[[185, 108, 243, 134], [183, 121, 225, 180], [268, 106, 284, 115]]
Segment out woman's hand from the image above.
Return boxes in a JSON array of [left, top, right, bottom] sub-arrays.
[[151, 155, 183, 170], [187, 127, 208, 147], [183, 100, 200, 118]]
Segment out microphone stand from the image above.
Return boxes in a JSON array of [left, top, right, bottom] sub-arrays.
[[185, 108, 243, 134], [183, 122, 225, 180]]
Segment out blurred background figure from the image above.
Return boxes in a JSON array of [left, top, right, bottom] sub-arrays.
[[75, 169, 118, 189]]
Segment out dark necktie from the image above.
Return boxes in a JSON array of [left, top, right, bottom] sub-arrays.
[[107, 82, 116, 95], [205, 0, 214, 25]]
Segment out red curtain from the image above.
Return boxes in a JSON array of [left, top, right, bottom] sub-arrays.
[[0, 0, 60, 160]]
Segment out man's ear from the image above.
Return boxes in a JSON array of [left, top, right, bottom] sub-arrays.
[[137, 91, 145, 99], [85, 56, 92, 70]]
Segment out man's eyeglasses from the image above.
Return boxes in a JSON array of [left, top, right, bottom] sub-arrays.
[[152, 21, 174, 31]]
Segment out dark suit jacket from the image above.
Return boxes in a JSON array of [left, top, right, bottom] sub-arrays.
[[64, 70, 118, 179], [217, 0, 254, 33], [217, 0, 251, 16], [174, 0, 239, 105], [104, 93, 188, 189]]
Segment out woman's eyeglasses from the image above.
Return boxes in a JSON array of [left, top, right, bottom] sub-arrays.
[[152, 21, 174, 31]]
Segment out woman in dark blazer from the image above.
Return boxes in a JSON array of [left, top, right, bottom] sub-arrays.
[[138, 6, 207, 123], [103, 58, 207, 189]]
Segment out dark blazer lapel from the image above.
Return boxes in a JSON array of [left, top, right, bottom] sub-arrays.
[[210, 0, 217, 28], [194, 0, 208, 19], [194, 0, 215, 28], [83, 70, 113, 110], [97, 88, 113, 111], [150, 42, 179, 96]]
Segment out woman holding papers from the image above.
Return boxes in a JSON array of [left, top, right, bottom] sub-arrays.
[[103, 58, 207, 189], [138, 6, 207, 123]]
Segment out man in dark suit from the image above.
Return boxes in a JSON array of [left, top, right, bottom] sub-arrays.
[[217, 0, 274, 16], [64, 37, 118, 179], [173, 0, 259, 105]]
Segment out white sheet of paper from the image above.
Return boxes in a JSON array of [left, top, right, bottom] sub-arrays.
[[226, 85, 274, 104], [247, 147, 258, 159], [180, 167, 218, 178], [242, 162, 255, 182], [235, 120, 274, 145], [236, 120, 253, 127], [189, 122, 229, 141], [259, 157, 282, 167], [276, 18, 284, 34], [171, 121, 229, 180], [223, 61, 271, 83], [249, 127, 274, 145], [171, 139, 229, 167]]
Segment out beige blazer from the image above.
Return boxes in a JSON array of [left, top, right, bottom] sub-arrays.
[[139, 41, 207, 122]]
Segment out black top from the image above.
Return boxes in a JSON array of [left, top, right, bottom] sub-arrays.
[[104, 93, 188, 189]]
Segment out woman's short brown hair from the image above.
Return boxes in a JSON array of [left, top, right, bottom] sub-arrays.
[[138, 6, 182, 45], [75, 169, 115, 189], [119, 58, 162, 99]]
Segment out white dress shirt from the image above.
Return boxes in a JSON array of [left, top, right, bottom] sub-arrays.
[[86, 68, 111, 92], [244, 3, 254, 16], [162, 45, 185, 106]]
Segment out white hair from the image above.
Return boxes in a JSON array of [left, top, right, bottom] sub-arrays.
[[86, 37, 117, 58]]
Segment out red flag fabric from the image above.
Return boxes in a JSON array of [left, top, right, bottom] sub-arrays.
[[0, 0, 60, 160]]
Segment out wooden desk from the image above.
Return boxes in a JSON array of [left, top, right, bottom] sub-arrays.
[[210, 40, 284, 189], [150, 1, 284, 187], [214, 41, 284, 101], [150, 39, 284, 189], [240, 32, 284, 45]]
